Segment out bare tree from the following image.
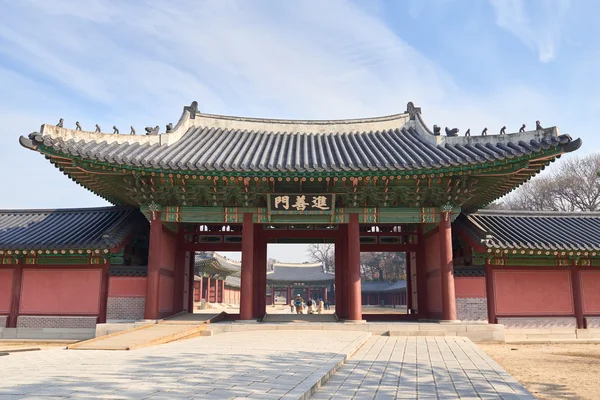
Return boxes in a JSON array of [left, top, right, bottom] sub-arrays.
[[360, 252, 406, 281], [489, 154, 600, 211], [306, 243, 335, 272]]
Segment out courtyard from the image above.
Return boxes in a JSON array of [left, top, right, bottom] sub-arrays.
[[0, 331, 531, 399]]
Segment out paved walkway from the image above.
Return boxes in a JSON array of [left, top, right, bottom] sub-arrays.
[[0, 330, 368, 399], [311, 336, 533, 399], [0, 332, 532, 399]]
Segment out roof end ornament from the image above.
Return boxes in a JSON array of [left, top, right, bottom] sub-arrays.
[[184, 101, 199, 119], [405, 102, 421, 120]]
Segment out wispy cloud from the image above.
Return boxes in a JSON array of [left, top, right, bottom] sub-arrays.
[[489, 0, 572, 62]]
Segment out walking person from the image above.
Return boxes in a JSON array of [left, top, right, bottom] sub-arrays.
[[306, 298, 314, 314], [294, 294, 304, 314], [318, 298, 324, 314]]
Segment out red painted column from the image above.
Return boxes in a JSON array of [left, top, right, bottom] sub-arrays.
[[571, 267, 585, 329], [252, 224, 267, 318], [221, 279, 226, 303], [347, 214, 362, 321], [8, 261, 24, 328], [439, 213, 457, 321], [187, 253, 195, 312], [98, 260, 110, 323], [173, 228, 186, 312], [335, 225, 346, 319], [198, 276, 203, 302], [406, 252, 413, 313], [271, 286, 275, 305], [144, 215, 163, 320], [240, 213, 255, 320], [485, 262, 496, 324], [206, 277, 211, 302], [323, 287, 328, 302], [416, 225, 428, 319]]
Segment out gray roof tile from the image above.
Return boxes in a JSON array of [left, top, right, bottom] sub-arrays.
[[0, 206, 145, 251], [456, 210, 600, 252], [20, 105, 581, 174], [267, 262, 334, 283]]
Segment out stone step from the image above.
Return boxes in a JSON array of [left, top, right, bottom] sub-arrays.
[[67, 313, 226, 350]]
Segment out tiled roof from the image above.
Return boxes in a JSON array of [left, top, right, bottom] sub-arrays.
[[0, 206, 145, 251], [225, 275, 241, 288], [195, 253, 241, 276], [361, 281, 406, 292], [456, 210, 600, 251], [267, 262, 335, 283], [20, 102, 581, 174]]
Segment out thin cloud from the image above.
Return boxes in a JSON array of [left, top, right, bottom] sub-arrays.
[[489, 0, 572, 62]]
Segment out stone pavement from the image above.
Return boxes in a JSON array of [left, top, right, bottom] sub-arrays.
[[311, 336, 534, 399], [0, 331, 532, 399], [0, 330, 369, 399]]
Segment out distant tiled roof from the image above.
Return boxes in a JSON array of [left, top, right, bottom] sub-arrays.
[[457, 210, 600, 251], [20, 102, 580, 174], [0, 206, 145, 251], [267, 262, 334, 283], [225, 275, 241, 288], [195, 253, 241, 276], [361, 281, 406, 292]]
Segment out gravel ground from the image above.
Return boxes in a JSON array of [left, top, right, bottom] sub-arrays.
[[478, 343, 600, 399], [0, 341, 71, 352]]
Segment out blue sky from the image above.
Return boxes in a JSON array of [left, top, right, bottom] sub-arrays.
[[0, 0, 597, 262]]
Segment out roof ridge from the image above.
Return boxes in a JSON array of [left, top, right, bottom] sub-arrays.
[[0, 206, 129, 214], [473, 210, 600, 217]]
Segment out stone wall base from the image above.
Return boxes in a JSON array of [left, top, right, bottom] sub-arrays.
[[497, 316, 576, 328], [0, 327, 95, 340], [456, 297, 488, 322], [107, 297, 145, 321], [17, 316, 97, 329], [0, 315, 7, 328], [585, 317, 600, 328]]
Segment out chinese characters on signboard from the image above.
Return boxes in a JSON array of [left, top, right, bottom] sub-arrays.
[[269, 194, 334, 214]]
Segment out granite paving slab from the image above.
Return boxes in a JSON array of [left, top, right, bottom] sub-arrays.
[[310, 336, 533, 400], [0, 330, 370, 399]]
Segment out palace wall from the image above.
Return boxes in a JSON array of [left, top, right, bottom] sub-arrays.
[[454, 276, 488, 321], [0, 269, 12, 318], [493, 269, 577, 328], [107, 277, 146, 321], [424, 232, 442, 318]]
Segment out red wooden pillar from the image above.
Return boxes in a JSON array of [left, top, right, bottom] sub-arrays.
[[323, 287, 328, 302], [187, 252, 195, 312], [416, 225, 428, 319], [8, 261, 24, 328], [206, 276, 211, 302], [173, 228, 186, 312], [252, 224, 267, 318], [347, 214, 362, 321], [221, 279, 226, 303], [98, 260, 110, 323], [485, 262, 496, 324], [439, 213, 457, 320], [335, 224, 346, 318], [571, 267, 585, 329], [240, 213, 255, 320], [406, 252, 413, 313], [144, 215, 163, 320], [271, 286, 275, 305], [198, 276, 203, 302]]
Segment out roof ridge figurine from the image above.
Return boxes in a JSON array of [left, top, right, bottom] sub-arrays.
[[445, 127, 459, 137], [465, 128, 470, 137], [130, 126, 136, 135], [56, 118, 64, 128], [520, 124, 526, 133], [500, 126, 506, 135], [95, 124, 101, 133], [75, 121, 82, 131], [536, 120, 543, 130], [481, 127, 488, 136], [113, 126, 119, 134]]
